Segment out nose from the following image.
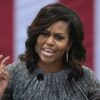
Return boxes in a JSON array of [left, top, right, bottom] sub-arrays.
[[46, 36, 55, 46]]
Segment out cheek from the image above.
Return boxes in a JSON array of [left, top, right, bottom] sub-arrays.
[[36, 37, 46, 53], [57, 44, 67, 55], [36, 37, 43, 47], [37, 36, 41, 44], [35, 38, 41, 52], [37, 35, 46, 44], [57, 40, 69, 52]]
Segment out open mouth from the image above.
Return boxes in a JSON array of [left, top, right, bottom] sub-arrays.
[[42, 48, 55, 56]]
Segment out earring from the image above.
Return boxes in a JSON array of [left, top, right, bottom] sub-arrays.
[[66, 51, 68, 63]]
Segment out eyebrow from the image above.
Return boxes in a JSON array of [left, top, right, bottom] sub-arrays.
[[53, 32, 66, 37], [46, 30, 65, 35]]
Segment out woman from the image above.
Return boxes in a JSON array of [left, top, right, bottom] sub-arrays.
[[0, 3, 100, 100]]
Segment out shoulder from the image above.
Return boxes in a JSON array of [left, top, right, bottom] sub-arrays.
[[82, 66, 100, 99], [2, 60, 28, 99], [74, 66, 100, 100], [5, 60, 31, 86], [6, 60, 27, 76], [82, 66, 98, 81], [81, 66, 100, 90]]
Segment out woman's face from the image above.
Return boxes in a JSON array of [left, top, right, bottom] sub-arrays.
[[36, 20, 71, 64]]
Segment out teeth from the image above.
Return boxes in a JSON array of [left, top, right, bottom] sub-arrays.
[[44, 49, 54, 53]]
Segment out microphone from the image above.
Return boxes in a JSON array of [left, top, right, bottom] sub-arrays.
[[19, 73, 44, 95], [37, 73, 44, 81]]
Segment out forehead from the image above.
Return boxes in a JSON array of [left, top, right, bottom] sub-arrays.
[[47, 20, 69, 32]]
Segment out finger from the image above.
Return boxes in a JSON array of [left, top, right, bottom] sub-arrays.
[[0, 69, 10, 80], [0, 55, 3, 58], [0, 56, 10, 67], [0, 55, 3, 60], [0, 72, 10, 80], [0, 72, 10, 81]]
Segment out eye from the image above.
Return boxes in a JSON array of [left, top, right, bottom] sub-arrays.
[[40, 31, 50, 37], [54, 34, 64, 41]]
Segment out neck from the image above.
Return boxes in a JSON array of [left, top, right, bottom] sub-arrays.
[[37, 61, 64, 73]]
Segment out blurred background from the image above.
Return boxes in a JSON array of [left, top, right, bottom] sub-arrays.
[[0, 0, 100, 79]]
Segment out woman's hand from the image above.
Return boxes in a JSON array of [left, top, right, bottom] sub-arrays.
[[0, 55, 10, 97]]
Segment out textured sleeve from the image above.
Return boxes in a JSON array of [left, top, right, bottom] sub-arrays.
[[83, 66, 100, 100], [1, 62, 18, 100]]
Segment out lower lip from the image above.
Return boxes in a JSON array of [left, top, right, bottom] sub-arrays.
[[41, 50, 55, 56]]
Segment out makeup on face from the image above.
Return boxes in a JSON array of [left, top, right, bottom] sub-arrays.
[[36, 21, 70, 64]]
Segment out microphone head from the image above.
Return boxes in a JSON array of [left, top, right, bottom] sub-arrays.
[[37, 73, 44, 81]]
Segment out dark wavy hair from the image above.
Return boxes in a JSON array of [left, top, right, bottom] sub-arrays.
[[19, 3, 86, 81]]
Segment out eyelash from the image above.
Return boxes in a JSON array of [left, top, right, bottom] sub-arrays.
[[41, 31, 50, 37], [55, 35, 64, 40], [40, 31, 64, 41]]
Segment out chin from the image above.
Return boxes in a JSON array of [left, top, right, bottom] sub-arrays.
[[41, 57, 55, 63], [42, 59, 54, 63]]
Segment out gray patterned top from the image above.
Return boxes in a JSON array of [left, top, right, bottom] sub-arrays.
[[2, 60, 100, 100]]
